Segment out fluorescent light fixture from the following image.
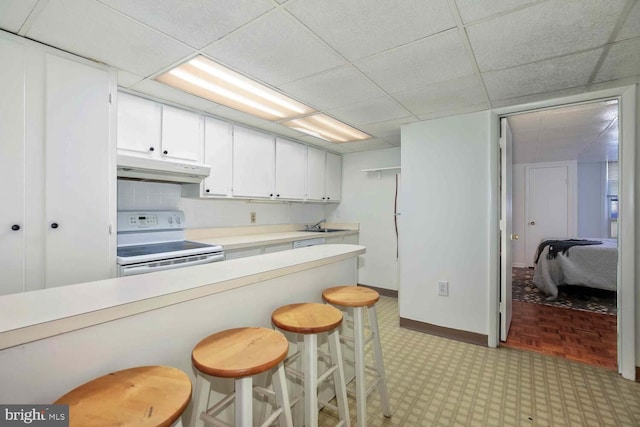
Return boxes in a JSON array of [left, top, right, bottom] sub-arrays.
[[156, 55, 314, 121], [280, 113, 371, 143]]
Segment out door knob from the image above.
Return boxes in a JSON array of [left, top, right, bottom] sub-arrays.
[[529, 221, 536, 225], [511, 234, 519, 240]]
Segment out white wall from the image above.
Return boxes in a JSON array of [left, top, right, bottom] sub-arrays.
[[399, 111, 492, 336], [577, 161, 608, 238], [326, 147, 401, 290], [512, 164, 526, 267], [117, 179, 326, 228]]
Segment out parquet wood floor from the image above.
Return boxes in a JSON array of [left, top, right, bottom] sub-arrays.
[[502, 300, 618, 370]]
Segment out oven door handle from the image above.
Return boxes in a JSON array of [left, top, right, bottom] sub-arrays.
[[120, 254, 225, 276]]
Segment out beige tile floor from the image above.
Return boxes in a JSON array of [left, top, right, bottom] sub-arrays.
[[318, 296, 640, 427]]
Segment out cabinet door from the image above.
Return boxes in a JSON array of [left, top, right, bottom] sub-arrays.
[[0, 38, 25, 295], [232, 127, 275, 198], [325, 152, 342, 202], [44, 54, 112, 288], [117, 92, 161, 156], [203, 117, 233, 196], [161, 105, 202, 162], [275, 138, 306, 199], [306, 146, 326, 201]]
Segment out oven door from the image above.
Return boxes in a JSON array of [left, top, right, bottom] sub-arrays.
[[118, 252, 224, 277]]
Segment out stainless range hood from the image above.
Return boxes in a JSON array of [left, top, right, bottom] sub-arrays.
[[117, 154, 211, 184]]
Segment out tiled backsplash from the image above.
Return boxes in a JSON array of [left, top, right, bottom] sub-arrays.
[[117, 179, 327, 228]]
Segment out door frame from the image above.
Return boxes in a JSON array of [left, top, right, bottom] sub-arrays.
[[487, 85, 636, 381]]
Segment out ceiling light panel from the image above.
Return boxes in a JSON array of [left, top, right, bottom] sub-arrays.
[[156, 55, 314, 121], [280, 114, 371, 143]]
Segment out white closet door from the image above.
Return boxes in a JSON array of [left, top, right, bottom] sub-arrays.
[[44, 54, 112, 287], [0, 38, 25, 294]]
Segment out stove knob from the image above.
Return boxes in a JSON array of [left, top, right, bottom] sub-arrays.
[[176, 217, 181, 224], [168, 217, 173, 224]]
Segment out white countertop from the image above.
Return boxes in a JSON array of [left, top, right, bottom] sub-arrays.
[[0, 244, 365, 350], [185, 223, 359, 250]]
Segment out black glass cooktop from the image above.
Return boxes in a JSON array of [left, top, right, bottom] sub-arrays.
[[117, 241, 216, 257]]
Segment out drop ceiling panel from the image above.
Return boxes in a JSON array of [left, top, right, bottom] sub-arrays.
[[96, 0, 274, 49], [595, 37, 640, 82], [482, 49, 602, 101], [454, 0, 540, 24], [616, 1, 640, 41], [337, 139, 395, 153], [203, 11, 345, 87], [117, 69, 145, 88], [356, 29, 475, 94], [467, 0, 626, 72], [278, 66, 385, 111], [285, 0, 455, 61], [393, 75, 488, 116], [415, 103, 489, 121], [26, 0, 193, 76], [0, 0, 38, 32], [327, 97, 410, 127]]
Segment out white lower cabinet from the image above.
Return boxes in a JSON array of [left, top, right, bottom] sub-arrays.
[[0, 34, 115, 295], [225, 248, 263, 260], [222, 235, 356, 261], [263, 243, 293, 253]]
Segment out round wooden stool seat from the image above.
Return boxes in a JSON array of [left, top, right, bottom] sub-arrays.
[[54, 365, 191, 427], [271, 303, 343, 334], [192, 327, 289, 378], [323, 285, 380, 308]]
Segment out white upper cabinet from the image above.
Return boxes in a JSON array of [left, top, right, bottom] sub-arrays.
[[325, 152, 342, 202], [275, 138, 307, 200], [203, 117, 233, 197], [306, 146, 326, 201], [232, 126, 275, 198], [161, 105, 202, 162], [117, 92, 161, 156]]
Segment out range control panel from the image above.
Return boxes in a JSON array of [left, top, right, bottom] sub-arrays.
[[117, 211, 185, 232]]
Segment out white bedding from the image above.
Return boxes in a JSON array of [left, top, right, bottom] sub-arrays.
[[532, 238, 618, 300]]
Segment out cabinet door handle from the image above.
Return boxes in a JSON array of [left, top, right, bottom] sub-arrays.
[[50, 222, 59, 229], [11, 224, 20, 231], [205, 189, 210, 193], [149, 147, 155, 152], [327, 197, 330, 200], [276, 194, 280, 198], [270, 193, 273, 197], [163, 150, 168, 155]]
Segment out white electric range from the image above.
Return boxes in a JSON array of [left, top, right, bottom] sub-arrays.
[[116, 210, 224, 277]]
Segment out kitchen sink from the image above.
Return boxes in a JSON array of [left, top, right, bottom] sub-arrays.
[[298, 228, 348, 233]]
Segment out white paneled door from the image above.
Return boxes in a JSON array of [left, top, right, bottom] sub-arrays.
[[0, 38, 25, 295], [524, 163, 573, 267], [500, 118, 513, 342], [44, 54, 112, 288]]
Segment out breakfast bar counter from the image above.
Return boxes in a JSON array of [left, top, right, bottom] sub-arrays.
[[0, 244, 364, 407]]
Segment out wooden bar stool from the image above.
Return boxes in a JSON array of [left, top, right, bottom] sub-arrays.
[[322, 286, 392, 427], [190, 327, 292, 427], [54, 365, 192, 427], [271, 303, 350, 427]]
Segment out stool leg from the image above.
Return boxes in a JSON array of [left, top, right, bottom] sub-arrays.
[[303, 333, 318, 427], [353, 306, 366, 427], [235, 377, 253, 427], [293, 339, 304, 427], [329, 328, 351, 427], [190, 374, 210, 427], [272, 363, 293, 427], [368, 305, 391, 417]]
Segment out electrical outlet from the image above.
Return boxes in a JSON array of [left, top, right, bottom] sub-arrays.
[[437, 280, 449, 297], [250, 212, 256, 224]]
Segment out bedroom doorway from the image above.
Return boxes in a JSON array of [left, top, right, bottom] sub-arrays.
[[498, 99, 620, 371]]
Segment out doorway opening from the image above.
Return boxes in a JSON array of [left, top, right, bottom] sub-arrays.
[[499, 99, 620, 370]]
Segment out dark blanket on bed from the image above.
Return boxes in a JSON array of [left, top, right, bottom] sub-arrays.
[[534, 239, 603, 264]]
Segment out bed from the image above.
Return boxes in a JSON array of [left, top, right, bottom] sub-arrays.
[[532, 238, 618, 300]]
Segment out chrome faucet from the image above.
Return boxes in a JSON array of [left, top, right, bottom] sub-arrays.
[[306, 219, 326, 231]]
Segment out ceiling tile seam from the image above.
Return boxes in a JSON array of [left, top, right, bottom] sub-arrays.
[[578, 117, 620, 155], [17, 0, 50, 36], [492, 82, 591, 105], [195, 5, 282, 52], [586, 0, 638, 85], [457, 0, 551, 27], [445, 0, 491, 108]]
